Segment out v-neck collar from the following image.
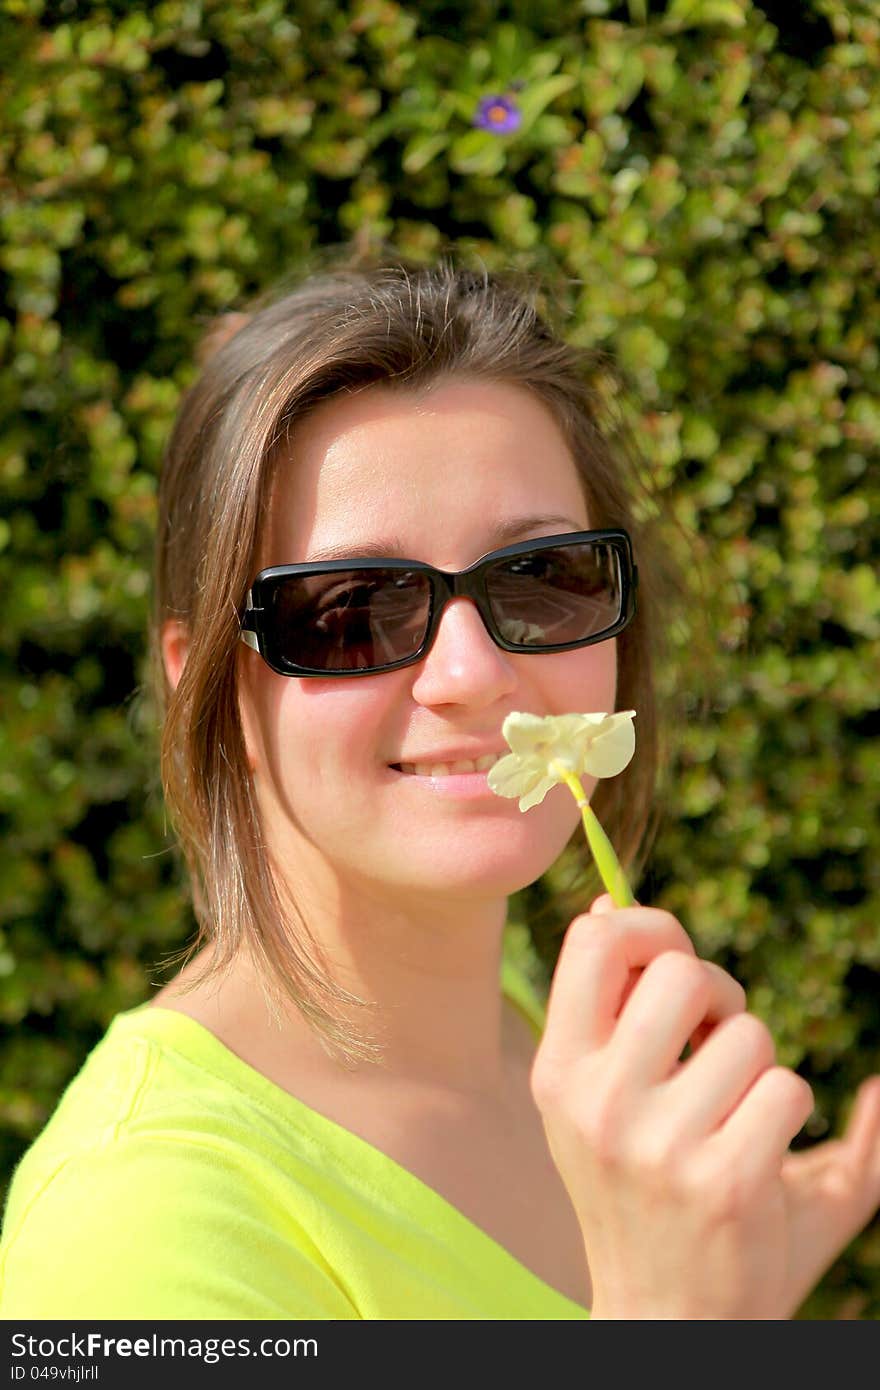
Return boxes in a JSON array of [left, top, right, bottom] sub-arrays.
[[111, 988, 589, 1319]]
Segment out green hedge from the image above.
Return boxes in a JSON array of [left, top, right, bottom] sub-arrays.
[[1, 0, 878, 1318]]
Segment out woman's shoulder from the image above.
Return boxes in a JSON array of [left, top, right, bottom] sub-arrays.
[[0, 1005, 358, 1318], [3, 1008, 170, 1194], [0, 1007, 266, 1244], [3, 1002, 328, 1194]]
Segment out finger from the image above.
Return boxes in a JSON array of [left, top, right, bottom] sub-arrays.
[[609, 953, 747, 1085], [826, 1078, 880, 1231], [711, 1066, 815, 1181], [841, 1077, 880, 1178], [592, 893, 677, 1020], [657, 1012, 775, 1139], [591, 892, 640, 915], [586, 895, 642, 917], [540, 908, 697, 1063], [780, 1078, 880, 1245]]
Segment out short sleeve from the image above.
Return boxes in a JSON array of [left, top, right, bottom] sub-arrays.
[[0, 1133, 360, 1320]]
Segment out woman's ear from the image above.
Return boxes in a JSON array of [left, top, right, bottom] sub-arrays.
[[238, 699, 260, 774], [162, 618, 259, 775], [161, 619, 190, 692]]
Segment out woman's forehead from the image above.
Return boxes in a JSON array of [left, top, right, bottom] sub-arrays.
[[260, 379, 591, 563]]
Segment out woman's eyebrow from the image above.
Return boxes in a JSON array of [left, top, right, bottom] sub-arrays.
[[304, 514, 584, 563]]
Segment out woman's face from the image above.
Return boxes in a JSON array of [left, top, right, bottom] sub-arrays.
[[237, 378, 619, 905]]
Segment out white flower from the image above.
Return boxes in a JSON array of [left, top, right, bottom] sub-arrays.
[[487, 710, 637, 812], [496, 617, 548, 644]]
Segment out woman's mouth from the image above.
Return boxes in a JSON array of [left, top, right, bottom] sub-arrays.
[[390, 754, 502, 778]]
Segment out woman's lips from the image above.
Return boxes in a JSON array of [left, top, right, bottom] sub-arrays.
[[386, 764, 501, 799]]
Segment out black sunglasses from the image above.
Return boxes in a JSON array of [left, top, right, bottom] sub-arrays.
[[239, 529, 638, 678]]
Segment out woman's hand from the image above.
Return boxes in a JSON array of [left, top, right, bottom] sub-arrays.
[[532, 895, 880, 1319]]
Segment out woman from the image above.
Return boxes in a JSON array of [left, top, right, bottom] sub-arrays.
[[2, 257, 879, 1319]]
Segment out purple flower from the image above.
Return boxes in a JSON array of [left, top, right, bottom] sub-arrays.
[[473, 94, 522, 134]]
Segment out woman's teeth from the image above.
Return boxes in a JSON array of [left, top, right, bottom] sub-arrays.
[[398, 754, 501, 778]]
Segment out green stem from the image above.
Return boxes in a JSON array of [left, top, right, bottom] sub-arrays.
[[549, 759, 635, 909]]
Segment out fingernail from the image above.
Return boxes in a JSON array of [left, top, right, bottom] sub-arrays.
[[590, 894, 615, 915]]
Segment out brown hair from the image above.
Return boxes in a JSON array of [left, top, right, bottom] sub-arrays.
[[146, 246, 712, 1066]]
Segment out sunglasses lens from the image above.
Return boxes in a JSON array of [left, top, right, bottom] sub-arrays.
[[270, 568, 432, 672], [485, 541, 623, 647]]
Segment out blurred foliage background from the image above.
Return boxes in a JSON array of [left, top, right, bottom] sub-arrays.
[[1, 0, 878, 1318]]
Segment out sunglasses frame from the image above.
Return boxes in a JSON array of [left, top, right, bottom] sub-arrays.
[[239, 528, 639, 677]]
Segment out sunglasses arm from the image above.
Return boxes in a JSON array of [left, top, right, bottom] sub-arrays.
[[240, 589, 262, 652]]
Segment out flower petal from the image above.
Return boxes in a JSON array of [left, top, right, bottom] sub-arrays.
[[519, 772, 560, 812], [501, 711, 552, 756], [551, 713, 604, 745], [578, 711, 636, 778], [487, 751, 556, 800]]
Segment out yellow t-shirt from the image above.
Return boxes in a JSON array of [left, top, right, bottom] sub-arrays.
[[0, 950, 590, 1320]]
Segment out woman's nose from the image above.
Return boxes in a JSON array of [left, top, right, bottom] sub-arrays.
[[409, 596, 517, 704]]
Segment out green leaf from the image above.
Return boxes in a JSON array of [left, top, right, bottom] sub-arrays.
[[449, 128, 508, 176], [401, 131, 449, 174], [516, 74, 577, 128], [487, 21, 532, 81], [663, 0, 749, 30]]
